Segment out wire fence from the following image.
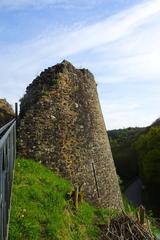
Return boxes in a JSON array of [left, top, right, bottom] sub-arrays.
[[0, 119, 16, 240]]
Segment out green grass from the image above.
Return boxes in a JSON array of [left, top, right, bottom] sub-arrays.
[[9, 158, 72, 239], [9, 158, 115, 240]]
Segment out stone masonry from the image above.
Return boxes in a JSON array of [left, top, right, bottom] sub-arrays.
[[18, 60, 123, 209], [0, 99, 14, 127]]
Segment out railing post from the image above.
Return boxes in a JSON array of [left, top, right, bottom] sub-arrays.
[[15, 103, 18, 119], [0, 120, 16, 240], [0, 148, 3, 240]]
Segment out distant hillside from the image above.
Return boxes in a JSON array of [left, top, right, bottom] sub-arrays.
[[151, 118, 160, 127], [108, 119, 160, 183], [108, 119, 160, 216], [108, 127, 145, 183], [134, 122, 160, 215], [134, 124, 160, 185]]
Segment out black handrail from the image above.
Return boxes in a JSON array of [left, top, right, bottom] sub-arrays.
[[0, 119, 16, 240]]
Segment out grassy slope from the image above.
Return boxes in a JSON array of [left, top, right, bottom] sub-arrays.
[[9, 158, 160, 240], [9, 158, 117, 240]]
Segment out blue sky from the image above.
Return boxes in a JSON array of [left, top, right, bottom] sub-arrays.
[[0, 0, 160, 129]]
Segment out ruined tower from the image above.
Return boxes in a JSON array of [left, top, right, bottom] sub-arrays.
[[18, 60, 122, 209]]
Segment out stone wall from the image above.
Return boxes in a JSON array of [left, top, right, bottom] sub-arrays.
[[0, 99, 14, 127], [18, 60, 123, 209]]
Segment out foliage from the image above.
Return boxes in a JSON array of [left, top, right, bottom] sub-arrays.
[[109, 122, 160, 217], [134, 126, 160, 185], [109, 123, 160, 187], [108, 127, 145, 183]]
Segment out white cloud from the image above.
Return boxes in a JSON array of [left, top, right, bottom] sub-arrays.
[[0, 0, 160, 128], [89, 12, 160, 83], [1, 0, 160, 67], [57, 0, 160, 57], [100, 99, 159, 130], [102, 102, 141, 129]]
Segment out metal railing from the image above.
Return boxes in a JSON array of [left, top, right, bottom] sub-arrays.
[[0, 119, 16, 240]]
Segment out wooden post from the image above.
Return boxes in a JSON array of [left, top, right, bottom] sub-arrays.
[[137, 205, 145, 225], [71, 184, 84, 209]]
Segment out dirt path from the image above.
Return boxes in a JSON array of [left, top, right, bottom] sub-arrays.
[[125, 178, 143, 207]]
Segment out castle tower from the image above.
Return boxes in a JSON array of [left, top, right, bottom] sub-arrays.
[[18, 60, 122, 209]]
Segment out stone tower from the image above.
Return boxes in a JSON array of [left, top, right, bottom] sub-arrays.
[[18, 60, 122, 209]]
